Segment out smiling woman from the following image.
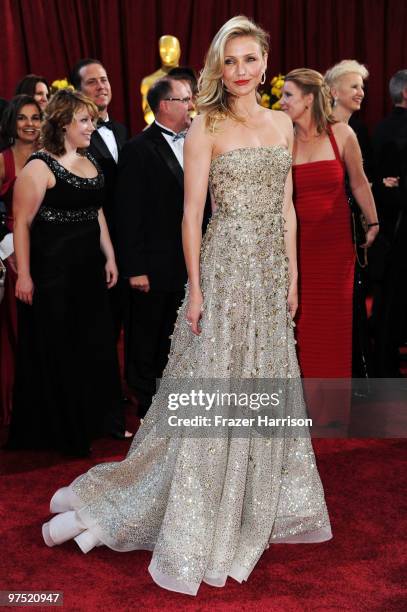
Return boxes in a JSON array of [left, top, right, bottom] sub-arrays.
[[325, 59, 369, 123], [0, 94, 41, 428], [41, 89, 98, 156], [40, 16, 331, 597], [324, 60, 374, 380], [7, 89, 128, 456], [197, 16, 269, 130]]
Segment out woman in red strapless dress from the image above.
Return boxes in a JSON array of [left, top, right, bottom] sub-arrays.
[[0, 95, 41, 426], [281, 69, 379, 429]]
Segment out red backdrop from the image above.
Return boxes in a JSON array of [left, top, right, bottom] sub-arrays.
[[1, 0, 406, 134]]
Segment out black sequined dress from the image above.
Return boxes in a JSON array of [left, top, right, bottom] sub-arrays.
[[8, 152, 122, 455]]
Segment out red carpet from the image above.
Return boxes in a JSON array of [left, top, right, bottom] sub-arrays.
[[1, 426, 406, 611]]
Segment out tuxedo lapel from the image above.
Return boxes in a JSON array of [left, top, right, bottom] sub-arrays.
[[146, 123, 184, 190], [90, 130, 113, 160], [111, 121, 126, 150]]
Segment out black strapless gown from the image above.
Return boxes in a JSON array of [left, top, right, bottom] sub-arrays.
[[8, 152, 122, 456]]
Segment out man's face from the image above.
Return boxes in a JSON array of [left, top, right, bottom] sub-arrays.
[[162, 80, 192, 131], [79, 63, 112, 112]]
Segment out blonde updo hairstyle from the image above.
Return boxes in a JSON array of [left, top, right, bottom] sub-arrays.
[[42, 89, 98, 156], [324, 59, 369, 89], [197, 15, 269, 131], [285, 68, 335, 134]]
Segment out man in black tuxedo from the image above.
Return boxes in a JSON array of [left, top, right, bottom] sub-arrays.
[[116, 77, 195, 417], [70, 58, 131, 438], [371, 69, 407, 376], [70, 58, 128, 337]]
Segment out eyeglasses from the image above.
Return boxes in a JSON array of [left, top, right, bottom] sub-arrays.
[[164, 97, 191, 104]]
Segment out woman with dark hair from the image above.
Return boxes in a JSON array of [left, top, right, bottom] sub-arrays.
[[15, 74, 50, 112], [7, 89, 129, 456], [0, 95, 41, 427]]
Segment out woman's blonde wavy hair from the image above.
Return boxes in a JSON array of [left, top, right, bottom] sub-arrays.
[[284, 68, 335, 134], [197, 15, 269, 131]]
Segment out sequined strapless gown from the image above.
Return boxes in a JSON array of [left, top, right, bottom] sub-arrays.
[[43, 147, 332, 595]]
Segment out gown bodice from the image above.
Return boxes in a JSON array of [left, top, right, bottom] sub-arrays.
[[166, 145, 296, 380], [209, 145, 291, 222], [29, 151, 105, 222], [202, 145, 292, 291]]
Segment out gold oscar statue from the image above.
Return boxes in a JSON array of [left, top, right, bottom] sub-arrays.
[[141, 35, 181, 125]]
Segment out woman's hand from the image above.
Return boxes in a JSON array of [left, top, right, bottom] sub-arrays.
[[361, 224, 379, 248], [186, 289, 203, 336], [129, 274, 150, 292], [287, 281, 298, 320], [15, 274, 34, 305], [105, 259, 118, 288], [383, 176, 399, 188]]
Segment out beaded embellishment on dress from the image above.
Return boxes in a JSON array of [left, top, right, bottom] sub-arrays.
[[44, 146, 332, 596], [37, 206, 99, 223], [29, 151, 104, 190]]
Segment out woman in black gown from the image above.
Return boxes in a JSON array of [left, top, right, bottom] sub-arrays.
[[8, 90, 126, 456]]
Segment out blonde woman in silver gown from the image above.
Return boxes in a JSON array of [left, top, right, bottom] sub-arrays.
[[42, 16, 332, 595]]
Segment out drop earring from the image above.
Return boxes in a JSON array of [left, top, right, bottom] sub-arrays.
[[333, 97, 338, 108], [260, 72, 266, 86]]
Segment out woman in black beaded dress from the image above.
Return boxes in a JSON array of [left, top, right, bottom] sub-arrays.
[[8, 90, 126, 456]]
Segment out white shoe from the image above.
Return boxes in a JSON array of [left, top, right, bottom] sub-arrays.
[[44, 511, 85, 546], [74, 530, 102, 553], [50, 487, 75, 513], [42, 522, 54, 547]]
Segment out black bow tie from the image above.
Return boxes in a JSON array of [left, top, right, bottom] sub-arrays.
[[159, 125, 187, 142], [97, 119, 113, 130]]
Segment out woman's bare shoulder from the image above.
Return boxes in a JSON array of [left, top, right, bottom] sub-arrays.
[[186, 114, 216, 150], [331, 121, 356, 143], [23, 157, 53, 173], [271, 108, 292, 125], [261, 108, 292, 133], [188, 113, 210, 135], [18, 156, 54, 187]]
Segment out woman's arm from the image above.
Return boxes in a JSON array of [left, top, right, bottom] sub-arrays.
[[13, 159, 51, 304], [283, 176, 298, 319], [278, 113, 298, 319], [182, 115, 213, 335], [337, 123, 379, 247], [98, 208, 118, 288]]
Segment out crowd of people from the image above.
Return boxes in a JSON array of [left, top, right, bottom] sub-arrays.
[[1, 24, 406, 450], [0, 13, 406, 596]]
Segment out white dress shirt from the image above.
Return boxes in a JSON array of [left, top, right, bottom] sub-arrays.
[[0, 232, 13, 260], [97, 114, 118, 163], [154, 120, 185, 169]]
